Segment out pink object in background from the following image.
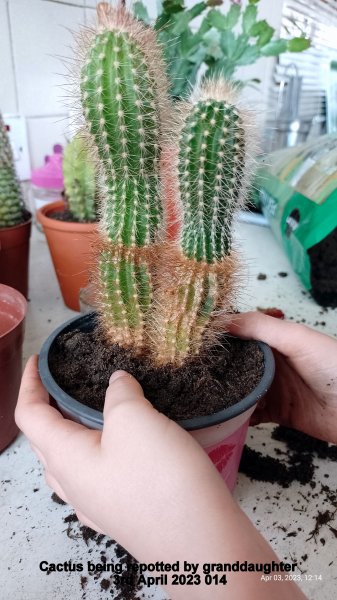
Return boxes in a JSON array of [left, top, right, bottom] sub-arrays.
[[190, 405, 256, 492], [30, 145, 64, 225], [31, 144, 64, 190]]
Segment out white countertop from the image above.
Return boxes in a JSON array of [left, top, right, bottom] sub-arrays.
[[1, 220, 337, 600]]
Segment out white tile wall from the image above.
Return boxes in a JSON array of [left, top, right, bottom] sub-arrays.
[[9, 0, 85, 117], [84, 5, 96, 26], [0, 0, 282, 172], [0, 0, 17, 113], [26, 114, 70, 170], [1, 0, 87, 171]]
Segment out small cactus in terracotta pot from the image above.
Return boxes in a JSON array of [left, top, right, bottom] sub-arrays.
[[0, 112, 26, 228], [0, 112, 31, 297], [63, 133, 98, 222]]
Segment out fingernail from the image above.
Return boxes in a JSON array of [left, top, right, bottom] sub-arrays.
[[109, 370, 128, 385]]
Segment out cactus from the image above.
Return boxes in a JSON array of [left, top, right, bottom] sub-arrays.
[[63, 134, 98, 222], [0, 112, 25, 228], [78, 4, 254, 365], [152, 80, 252, 364], [79, 3, 169, 351]]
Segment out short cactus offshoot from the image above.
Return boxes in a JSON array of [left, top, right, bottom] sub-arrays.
[[79, 3, 169, 351], [78, 4, 255, 366], [152, 81, 251, 364], [0, 112, 25, 228], [63, 134, 98, 222]]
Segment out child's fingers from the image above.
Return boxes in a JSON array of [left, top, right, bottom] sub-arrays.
[[15, 355, 64, 437], [103, 370, 150, 421], [102, 369, 167, 447], [15, 355, 89, 459], [228, 312, 314, 358]]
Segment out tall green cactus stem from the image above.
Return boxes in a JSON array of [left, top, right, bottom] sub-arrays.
[[80, 4, 169, 349], [152, 81, 249, 364], [0, 113, 25, 228], [63, 134, 98, 222]]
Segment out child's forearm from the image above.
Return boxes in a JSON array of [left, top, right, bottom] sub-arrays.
[[105, 445, 306, 600]]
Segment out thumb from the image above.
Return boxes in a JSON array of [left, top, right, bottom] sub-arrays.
[[103, 370, 149, 421]]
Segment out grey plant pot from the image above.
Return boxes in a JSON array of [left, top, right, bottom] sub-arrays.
[[39, 312, 275, 432]]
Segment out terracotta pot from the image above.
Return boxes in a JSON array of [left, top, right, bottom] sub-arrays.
[[37, 201, 97, 311], [0, 284, 27, 452], [0, 215, 32, 298], [39, 313, 275, 492]]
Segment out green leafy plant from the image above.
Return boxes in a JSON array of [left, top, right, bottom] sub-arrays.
[[63, 134, 98, 222], [0, 112, 25, 228], [78, 3, 254, 365], [133, 0, 310, 99]]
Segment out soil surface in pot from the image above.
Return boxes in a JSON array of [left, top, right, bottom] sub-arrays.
[[49, 328, 264, 420], [49, 209, 96, 224]]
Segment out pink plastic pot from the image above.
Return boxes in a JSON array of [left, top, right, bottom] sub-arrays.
[[0, 284, 27, 452], [39, 313, 275, 491], [191, 409, 255, 491]]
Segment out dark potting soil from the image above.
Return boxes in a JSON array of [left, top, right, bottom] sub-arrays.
[[51, 492, 66, 505], [239, 425, 337, 488], [21, 209, 32, 225], [309, 226, 337, 308], [61, 511, 164, 600], [49, 209, 96, 224], [48, 328, 264, 421]]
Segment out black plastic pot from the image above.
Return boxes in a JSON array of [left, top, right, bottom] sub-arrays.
[[39, 312, 275, 431]]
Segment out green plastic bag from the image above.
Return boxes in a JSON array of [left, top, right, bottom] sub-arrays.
[[257, 134, 337, 307]]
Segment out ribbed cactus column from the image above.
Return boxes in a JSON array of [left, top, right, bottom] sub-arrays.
[[63, 134, 97, 222], [80, 4, 168, 350], [0, 113, 25, 228], [153, 81, 249, 364]]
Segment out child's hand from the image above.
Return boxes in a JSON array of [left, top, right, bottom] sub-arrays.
[[15, 355, 306, 599], [229, 312, 337, 444], [15, 356, 221, 545]]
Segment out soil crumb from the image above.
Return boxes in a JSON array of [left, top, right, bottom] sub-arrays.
[[239, 426, 337, 488], [51, 492, 66, 505]]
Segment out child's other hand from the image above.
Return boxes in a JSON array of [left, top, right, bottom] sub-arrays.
[[229, 312, 337, 444]]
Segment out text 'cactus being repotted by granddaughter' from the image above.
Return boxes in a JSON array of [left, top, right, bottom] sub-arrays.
[[39, 3, 274, 491], [38, 133, 99, 311], [0, 113, 31, 298]]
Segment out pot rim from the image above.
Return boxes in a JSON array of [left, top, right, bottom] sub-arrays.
[[39, 312, 275, 432], [0, 283, 27, 338], [37, 201, 97, 232]]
